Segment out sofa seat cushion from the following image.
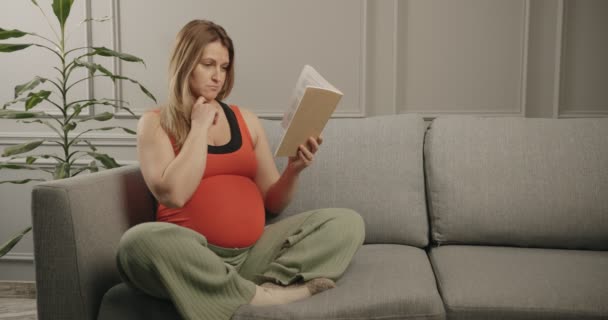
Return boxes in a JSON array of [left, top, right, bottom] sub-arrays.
[[98, 244, 445, 320], [429, 245, 608, 320], [234, 244, 445, 320]]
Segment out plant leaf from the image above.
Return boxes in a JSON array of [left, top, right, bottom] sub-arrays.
[[71, 139, 97, 151], [1, 140, 45, 157], [88, 126, 136, 135], [0, 179, 45, 185], [115, 104, 137, 117], [137, 83, 157, 103], [88, 160, 98, 172], [25, 90, 51, 110], [0, 28, 28, 40], [91, 47, 145, 66], [72, 161, 98, 176], [0, 110, 43, 119], [70, 104, 82, 117], [77, 99, 137, 117], [15, 76, 47, 98], [73, 59, 113, 77], [83, 140, 97, 151], [0, 163, 40, 170], [0, 43, 32, 52], [80, 16, 111, 26], [63, 122, 77, 131], [112, 75, 157, 103], [6, 153, 59, 163], [77, 112, 113, 122], [86, 151, 120, 169], [53, 162, 70, 179], [20, 119, 63, 137], [0, 226, 32, 257], [3, 97, 29, 109], [52, 0, 75, 30]]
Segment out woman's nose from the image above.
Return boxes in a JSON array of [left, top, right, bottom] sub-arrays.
[[211, 67, 222, 81]]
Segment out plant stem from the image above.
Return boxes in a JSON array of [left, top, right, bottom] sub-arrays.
[[44, 77, 64, 93], [30, 33, 59, 48], [65, 75, 105, 92], [65, 46, 91, 57], [60, 25, 69, 170], [67, 129, 94, 148], [43, 98, 63, 112], [32, 44, 62, 60], [65, 53, 91, 72]]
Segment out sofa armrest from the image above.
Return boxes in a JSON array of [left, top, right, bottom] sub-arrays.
[[31, 164, 156, 320]]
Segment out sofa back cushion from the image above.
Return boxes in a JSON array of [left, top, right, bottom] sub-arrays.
[[261, 114, 429, 247], [424, 117, 608, 250]]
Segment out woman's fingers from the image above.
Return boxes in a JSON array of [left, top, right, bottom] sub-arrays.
[[306, 136, 322, 153], [289, 136, 323, 171], [299, 144, 314, 161], [307, 137, 318, 153]]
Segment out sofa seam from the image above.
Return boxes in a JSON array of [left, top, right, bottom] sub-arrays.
[[426, 250, 448, 314], [422, 120, 440, 247], [421, 120, 433, 249]]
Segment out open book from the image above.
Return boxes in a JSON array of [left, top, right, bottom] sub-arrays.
[[274, 65, 343, 157]]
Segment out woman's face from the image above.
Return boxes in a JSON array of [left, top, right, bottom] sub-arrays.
[[189, 41, 230, 101]]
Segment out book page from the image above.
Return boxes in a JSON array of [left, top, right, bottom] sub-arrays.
[[281, 65, 340, 129], [275, 65, 343, 157]]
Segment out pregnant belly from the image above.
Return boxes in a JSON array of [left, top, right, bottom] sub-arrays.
[[158, 175, 265, 248]]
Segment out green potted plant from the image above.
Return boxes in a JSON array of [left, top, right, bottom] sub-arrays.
[[0, 0, 155, 257]]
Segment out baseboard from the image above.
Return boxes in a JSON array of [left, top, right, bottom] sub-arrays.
[[0, 281, 36, 299]]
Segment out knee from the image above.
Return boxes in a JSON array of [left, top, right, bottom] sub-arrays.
[[117, 222, 179, 263], [320, 208, 366, 246]]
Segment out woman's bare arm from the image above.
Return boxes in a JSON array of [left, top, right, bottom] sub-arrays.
[[136, 111, 211, 208]]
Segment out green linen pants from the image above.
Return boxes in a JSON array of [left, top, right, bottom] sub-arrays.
[[116, 208, 365, 320]]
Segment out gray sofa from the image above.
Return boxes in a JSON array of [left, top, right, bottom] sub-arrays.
[[31, 114, 608, 320]]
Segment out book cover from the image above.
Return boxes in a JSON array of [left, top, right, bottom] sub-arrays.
[[275, 65, 343, 157]]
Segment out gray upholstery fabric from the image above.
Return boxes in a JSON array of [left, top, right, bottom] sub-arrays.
[[424, 117, 608, 249], [261, 114, 429, 247], [31, 165, 156, 320], [98, 244, 445, 320], [429, 245, 608, 320], [97, 284, 180, 320]]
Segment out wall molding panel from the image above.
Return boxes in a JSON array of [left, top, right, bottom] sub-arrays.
[[396, 0, 530, 118], [554, 0, 608, 118], [0, 131, 136, 147], [113, 0, 368, 120], [0, 253, 34, 262]]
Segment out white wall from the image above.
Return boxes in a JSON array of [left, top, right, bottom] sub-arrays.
[[1, 0, 607, 281]]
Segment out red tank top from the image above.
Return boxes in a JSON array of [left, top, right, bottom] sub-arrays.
[[153, 103, 265, 248]]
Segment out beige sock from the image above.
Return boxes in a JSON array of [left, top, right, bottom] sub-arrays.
[[304, 278, 337, 295]]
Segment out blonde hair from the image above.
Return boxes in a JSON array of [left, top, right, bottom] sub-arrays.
[[159, 20, 235, 149]]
